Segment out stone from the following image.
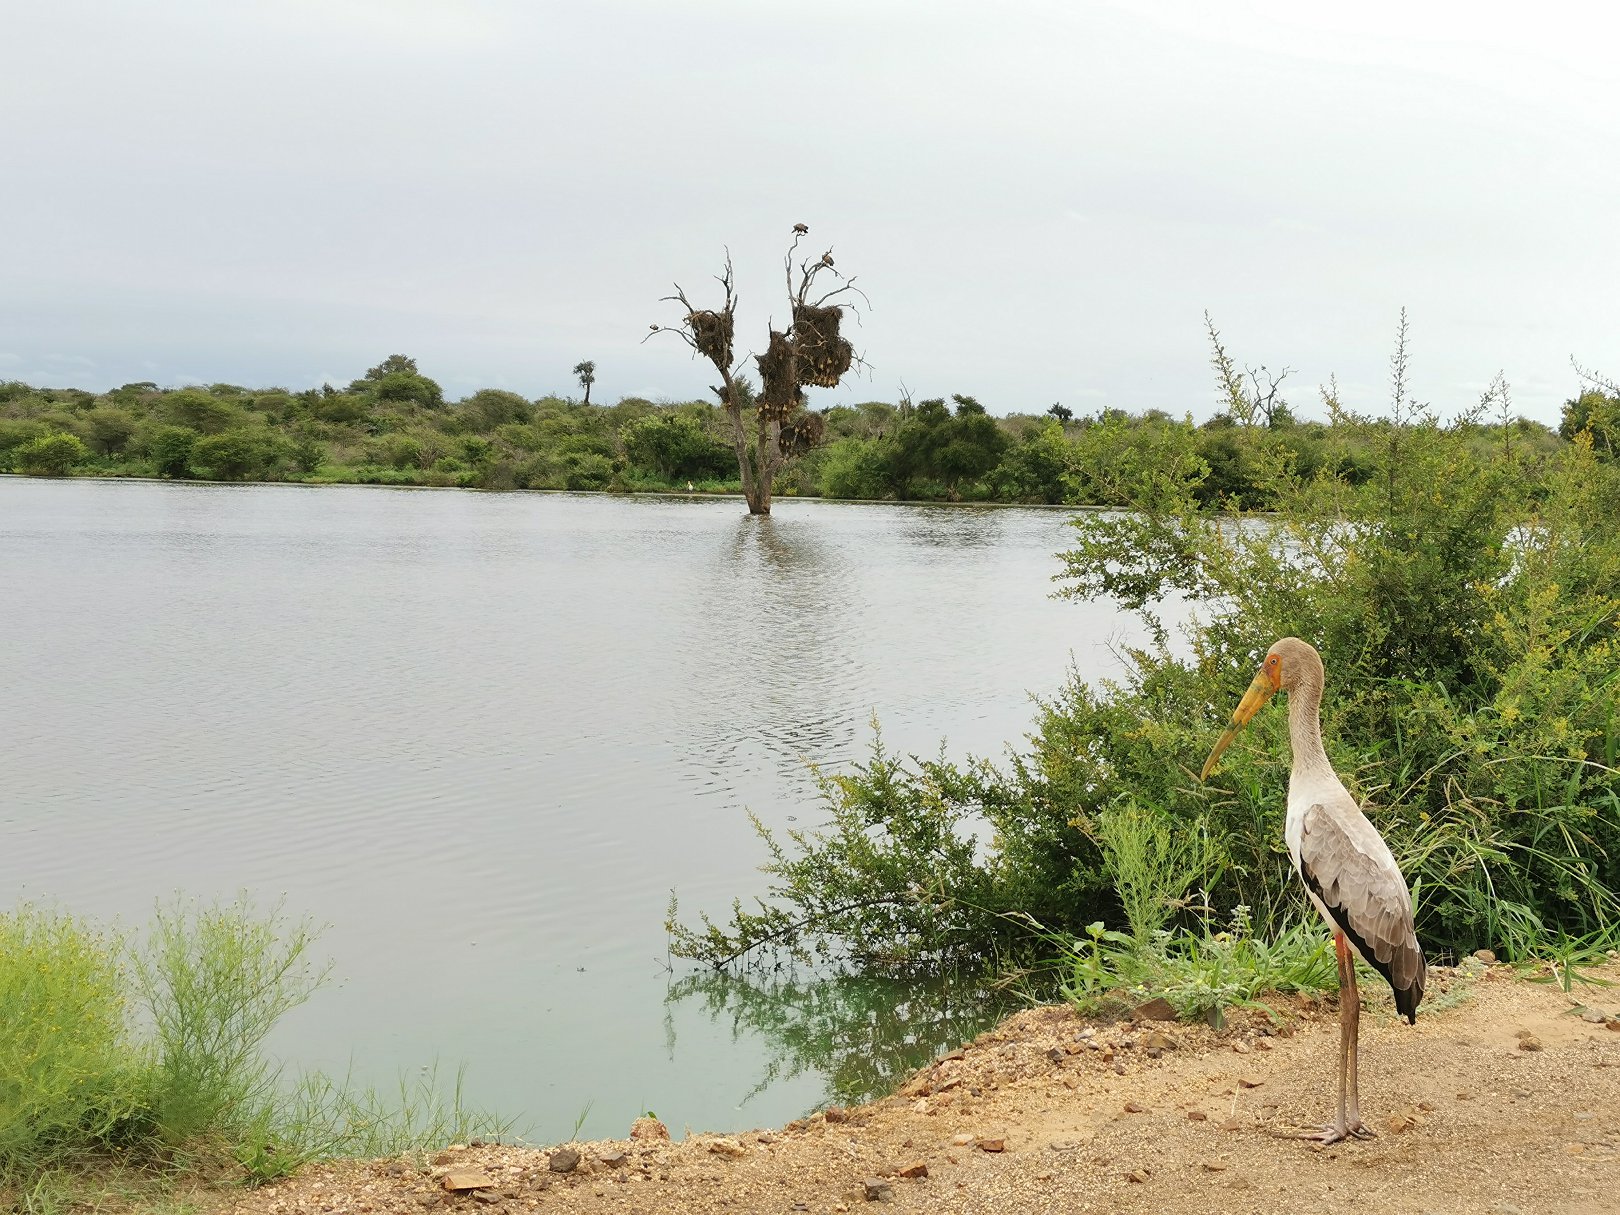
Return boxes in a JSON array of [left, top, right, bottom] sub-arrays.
[[1610, 1020, 1620, 1032], [1386, 1113, 1418, 1134], [1126, 1168, 1150, 1183], [547, 1149, 581, 1174], [862, 1177, 892, 1202], [897, 1161, 928, 1178], [1232, 1041, 1251, 1054], [599, 1150, 627, 1167], [1187, 1109, 1208, 1121], [824, 1107, 850, 1123], [950, 1134, 974, 1147], [1238, 1077, 1263, 1088], [709, 1138, 746, 1158], [630, 1116, 670, 1141], [1518, 1034, 1543, 1052], [1123, 1102, 1147, 1114], [442, 1170, 496, 1192], [1581, 1008, 1608, 1024], [1474, 948, 1497, 964], [978, 1137, 1006, 1152], [470, 1190, 501, 1204], [1133, 997, 1178, 1021], [1202, 1160, 1228, 1172], [1221, 1119, 1243, 1131]]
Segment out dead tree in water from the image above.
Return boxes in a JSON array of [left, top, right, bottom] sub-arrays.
[[648, 226, 868, 515]]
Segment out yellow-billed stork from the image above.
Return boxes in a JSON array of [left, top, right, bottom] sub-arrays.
[[1200, 637, 1425, 1143]]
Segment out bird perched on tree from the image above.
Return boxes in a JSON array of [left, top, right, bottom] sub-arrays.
[[1200, 637, 1425, 1145], [793, 223, 809, 234], [820, 251, 835, 267]]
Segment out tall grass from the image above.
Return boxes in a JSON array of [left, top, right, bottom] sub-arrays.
[[0, 898, 512, 1190]]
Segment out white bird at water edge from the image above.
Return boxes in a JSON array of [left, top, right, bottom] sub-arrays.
[[1200, 636, 1426, 1144]]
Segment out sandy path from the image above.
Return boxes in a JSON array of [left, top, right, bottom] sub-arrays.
[[228, 963, 1620, 1215]]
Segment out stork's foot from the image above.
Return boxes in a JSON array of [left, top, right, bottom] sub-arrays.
[[1300, 1120, 1375, 1145]]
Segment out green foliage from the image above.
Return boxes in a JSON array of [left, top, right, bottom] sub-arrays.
[[132, 898, 329, 1148], [0, 896, 513, 1191], [143, 425, 199, 478], [669, 325, 1620, 985], [1053, 910, 1337, 1028], [0, 908, 137, 1177], [620, 413, 732, 482], [191, 428, 280, 481], [11, 432, 87, 476]]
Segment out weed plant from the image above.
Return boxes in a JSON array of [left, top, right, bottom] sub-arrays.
[[0, 898, 511, 1192]]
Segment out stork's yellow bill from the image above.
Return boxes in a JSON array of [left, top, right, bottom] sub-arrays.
[[1198, 654, 1282, 780]]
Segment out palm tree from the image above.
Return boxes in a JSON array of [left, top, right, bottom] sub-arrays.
[[573, 360, 596, 406]]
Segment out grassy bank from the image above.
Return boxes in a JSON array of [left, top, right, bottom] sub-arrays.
[[0, 899, 509, 1207]]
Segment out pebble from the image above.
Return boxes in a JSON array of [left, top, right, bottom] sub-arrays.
[[1581, 1008, 1608, 1024], [1201, 1161, 1228, 1172], [951, 1134, 975, 1147], [708, 1138, 746, 1158], [862, 1177, 892, 1202], [825, 1107, 850, 1123], [1238, 1077, 1264, 1088], [1187, 1109, 1208, 1121], [978, 1138, 1006, 1153], [548, 1149, 581, 1174], [1123, 1101, 1147, 1114], [630, 1116, 670, 1141], [897, 1161, 928, 1179], [1474, 949, 1498, 963], [1518, 1035, 1543, 1052], [1126, 1168, 1151, 1183]]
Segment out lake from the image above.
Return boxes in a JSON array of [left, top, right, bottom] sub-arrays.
[[0, 477, 1149, 1141]]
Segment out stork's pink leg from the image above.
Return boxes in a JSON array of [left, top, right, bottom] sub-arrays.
[[1302, 932, 1374, 1143]]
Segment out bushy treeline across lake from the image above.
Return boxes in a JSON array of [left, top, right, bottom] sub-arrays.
[[4, 352, 1615, 507]]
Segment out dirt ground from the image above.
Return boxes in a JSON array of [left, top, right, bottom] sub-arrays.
[[222, 962, 1620, 1215]]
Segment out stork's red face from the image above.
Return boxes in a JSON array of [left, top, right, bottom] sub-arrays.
[[1199, 651, 1283, 780]]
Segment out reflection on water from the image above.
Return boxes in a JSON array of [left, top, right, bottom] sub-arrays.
[[0, 478, 1152, 1138], [664, 967, 1015, 1111]]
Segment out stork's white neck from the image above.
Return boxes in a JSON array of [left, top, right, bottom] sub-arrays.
[[1285, 669, 1336, 788]]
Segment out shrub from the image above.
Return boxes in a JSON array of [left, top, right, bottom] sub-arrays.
[[0, 908, 138, 1176], [11, 432, 87, 476]]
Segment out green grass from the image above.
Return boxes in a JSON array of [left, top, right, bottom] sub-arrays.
[[0, 897, 514, 1198], [1037, 906, 1338, 1028]]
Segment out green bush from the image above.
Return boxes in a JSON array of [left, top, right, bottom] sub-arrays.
[[0, 908, 139, 1175], [143, 425, 199, 478], [671, 347, 1620, 974], [11, 432, 88, 476]]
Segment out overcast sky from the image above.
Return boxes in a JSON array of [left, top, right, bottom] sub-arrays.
[[5, 0, 1617, 423]]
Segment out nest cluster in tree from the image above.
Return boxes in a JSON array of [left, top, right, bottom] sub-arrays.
[[687, 310, 734, 369], [755, 330, 805, 421], [790, 304, 854, 388], [778, 410, 826, 457]]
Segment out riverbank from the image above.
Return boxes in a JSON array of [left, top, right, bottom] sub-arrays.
[[209, 962, 1618, 1215]]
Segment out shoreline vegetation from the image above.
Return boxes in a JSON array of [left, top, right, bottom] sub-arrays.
[[4, 338, 1615, 510]]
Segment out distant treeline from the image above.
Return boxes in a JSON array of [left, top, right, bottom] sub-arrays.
[[2, 354, 1615, 507]]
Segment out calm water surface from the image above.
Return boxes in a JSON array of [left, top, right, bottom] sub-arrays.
[[1, 478, 1146, 1139]]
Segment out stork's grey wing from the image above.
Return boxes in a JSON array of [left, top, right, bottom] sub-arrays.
[[1298, 800, 1426, 1022]]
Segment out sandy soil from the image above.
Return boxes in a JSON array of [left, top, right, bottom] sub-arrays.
[[222, 962, 1620, 1215]]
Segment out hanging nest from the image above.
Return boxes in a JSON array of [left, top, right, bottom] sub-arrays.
[[791, 304, 854, 388], [778, 410, 826, 457], [755, 329, 803, 421], [687, 309, 734, 367]]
